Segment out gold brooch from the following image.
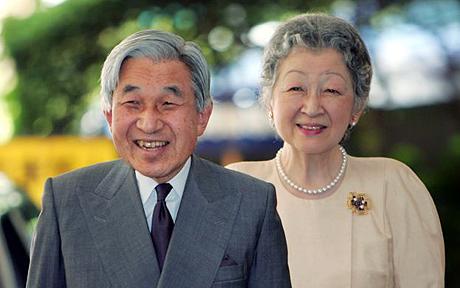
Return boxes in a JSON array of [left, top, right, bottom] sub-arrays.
[[347, 192, 370, 215]]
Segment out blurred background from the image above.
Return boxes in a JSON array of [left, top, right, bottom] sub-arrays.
[[0, 0, 459, 287]]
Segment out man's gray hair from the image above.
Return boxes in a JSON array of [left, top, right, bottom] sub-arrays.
[[261, 13, 372, 113], [100, 30, 211, 112]]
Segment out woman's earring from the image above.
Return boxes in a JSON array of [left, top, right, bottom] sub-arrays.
[[350, 113, 358, 128]]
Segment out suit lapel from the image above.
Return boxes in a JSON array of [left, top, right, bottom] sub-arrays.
[[158, 156, 241, 288], [77, 160, 160, 288]]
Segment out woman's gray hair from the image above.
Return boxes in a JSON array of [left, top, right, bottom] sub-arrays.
[[100, 30, 211, 112], [261, 13, 372, 113]]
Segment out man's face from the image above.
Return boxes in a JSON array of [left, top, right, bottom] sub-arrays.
[[105, 57, 212, 182]]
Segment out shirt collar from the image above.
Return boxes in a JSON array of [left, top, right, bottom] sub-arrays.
[[135, 157, 191, 205]]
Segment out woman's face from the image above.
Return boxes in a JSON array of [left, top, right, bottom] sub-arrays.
[[271, 47, 360, 154]]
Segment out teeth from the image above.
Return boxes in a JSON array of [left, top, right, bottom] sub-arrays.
[[300, 125, 322, 130], [137, 140, 167, 149]]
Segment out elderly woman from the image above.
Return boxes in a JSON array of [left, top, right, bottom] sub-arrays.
[[227, 13, 444, 287]]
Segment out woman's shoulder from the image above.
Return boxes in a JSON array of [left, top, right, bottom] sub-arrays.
[[349, 156, 418, 178], [226, 159, 275, 180], [348, 156, 428, 199]]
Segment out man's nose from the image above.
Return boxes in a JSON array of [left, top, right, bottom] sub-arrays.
[[136, 108, 163, 133]]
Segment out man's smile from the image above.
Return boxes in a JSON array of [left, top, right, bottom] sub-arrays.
[[135, 140, 169, 150]]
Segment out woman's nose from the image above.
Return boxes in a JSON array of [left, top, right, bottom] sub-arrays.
[[136, 109, 163, 133], [300, 92, 323, 117]]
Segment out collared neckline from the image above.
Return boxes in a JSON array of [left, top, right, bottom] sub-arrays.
[[135, 157, 191, 206]]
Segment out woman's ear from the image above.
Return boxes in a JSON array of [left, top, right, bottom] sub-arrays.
[[350, 111, 363, 127], [351, 98, 367, 126], [267, 104, 275, 127]]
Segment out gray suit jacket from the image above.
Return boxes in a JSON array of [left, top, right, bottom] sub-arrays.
[[26, 155, 291, 288]]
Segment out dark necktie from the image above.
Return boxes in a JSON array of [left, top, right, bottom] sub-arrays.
[[151, 183, 174, 271]]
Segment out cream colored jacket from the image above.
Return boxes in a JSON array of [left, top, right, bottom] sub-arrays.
[[227, 156, 444, 288]]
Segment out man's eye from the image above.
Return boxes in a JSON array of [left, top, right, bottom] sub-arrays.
[[121, 100, 140, 108], [163, 101, 175, 106]]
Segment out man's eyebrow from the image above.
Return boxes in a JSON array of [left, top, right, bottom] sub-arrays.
[[162, 85, 183, 97], [122, 84, 139, 94]]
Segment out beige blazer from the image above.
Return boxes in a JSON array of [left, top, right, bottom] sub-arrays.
[[227, 156, 444, 288]]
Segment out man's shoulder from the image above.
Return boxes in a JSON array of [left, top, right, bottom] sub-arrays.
[[53, 159, 126, 184]]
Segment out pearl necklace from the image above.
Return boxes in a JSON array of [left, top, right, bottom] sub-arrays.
[[275, 146, 348, 194]]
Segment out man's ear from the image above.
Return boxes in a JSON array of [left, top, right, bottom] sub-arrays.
[[104, 110, 113, 132], [197, 103, 213, 136]]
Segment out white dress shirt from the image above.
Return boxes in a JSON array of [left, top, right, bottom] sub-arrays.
[[135, 157, 191, 232]]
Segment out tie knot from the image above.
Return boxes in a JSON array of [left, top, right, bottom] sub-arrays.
[[155, 183, 172, 201]]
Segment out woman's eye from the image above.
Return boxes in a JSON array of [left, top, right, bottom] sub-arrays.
[[287, 86, 303, 92], [325, 88, 341, 95]]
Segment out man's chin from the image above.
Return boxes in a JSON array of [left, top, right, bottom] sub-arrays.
[[131, 164, 158, 177], [131, 164, 170, 182]]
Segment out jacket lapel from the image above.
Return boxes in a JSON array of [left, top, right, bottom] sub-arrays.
[[158, 156, 241, 288], [77, 160, 160, 288]]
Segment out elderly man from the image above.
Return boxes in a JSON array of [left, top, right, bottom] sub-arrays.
[[26, 30, 291, 288]]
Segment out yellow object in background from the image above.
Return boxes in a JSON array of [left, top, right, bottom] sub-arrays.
[[0, 136, 117, 208]]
